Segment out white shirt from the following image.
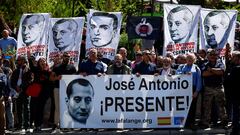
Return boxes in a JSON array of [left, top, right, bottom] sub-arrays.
[[161, 68, 171, 76]]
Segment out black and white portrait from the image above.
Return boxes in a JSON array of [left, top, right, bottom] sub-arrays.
[[89, 12, 118, 47], [167, 6, 193, 44], [21, 14, 46, 47], [62, 78, 94, 127], [204, 11, 230, 49], [52, 19, 78, 52]]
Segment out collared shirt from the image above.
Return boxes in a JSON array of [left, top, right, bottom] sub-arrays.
[[202, 59, 225, 87], [161, 68, 171, 76], [177, 64, 202, 92], [79, 59, 104, 75], [132, 61, 157, 75]]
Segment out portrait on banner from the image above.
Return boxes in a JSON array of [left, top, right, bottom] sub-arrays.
[[17, 13, 50, 59], [47, 17, 85, 69], [163, 4, 200, 57], [86, 10, 122, 60], [62, 78, 94, 128]]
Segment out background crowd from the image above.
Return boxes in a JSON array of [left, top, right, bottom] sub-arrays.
[[0, 21, 239, 135]]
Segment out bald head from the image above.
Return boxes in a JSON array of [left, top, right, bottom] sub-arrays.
[[2, 29, 9, 38]]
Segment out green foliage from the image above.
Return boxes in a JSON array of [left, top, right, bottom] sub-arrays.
[[119, 32, 128, 48], [222, 2, 240, 21], [90, 0, 141, 23]]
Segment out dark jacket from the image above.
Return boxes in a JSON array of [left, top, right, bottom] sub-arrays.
[[229, 65, 240, 103], [11, 65, 32, 93]]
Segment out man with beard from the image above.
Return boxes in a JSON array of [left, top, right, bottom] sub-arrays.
[[107, 54, 131, 74]]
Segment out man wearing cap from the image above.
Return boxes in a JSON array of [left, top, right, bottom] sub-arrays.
[[199, 49, 228, 129], [132, 50, 157, 75]]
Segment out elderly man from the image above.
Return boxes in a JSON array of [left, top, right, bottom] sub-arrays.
[[52, 19, 78, 52], [167, 6, 193, 44], [177, 53, 202, 130], [79, 48, 105, 76], [107, 54, 131, 74], [204, 11, 230, 49], [132, 50, 157, 75]]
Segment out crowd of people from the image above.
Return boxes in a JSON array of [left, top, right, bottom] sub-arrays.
[[0, 22, 239, 135]]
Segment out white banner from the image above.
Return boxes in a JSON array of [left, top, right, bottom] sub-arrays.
[[163, 4, 200, 57], [86, 9, 122, 60], [47, 17, 85, 69], [200, 8, 238, 58], [60, 75, 192, 128], [17, 13, 50, 60]]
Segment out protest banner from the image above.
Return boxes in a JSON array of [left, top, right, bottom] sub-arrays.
[[163, 4, 200, 57], [60, 75, 192, 128], [17, 13, 50, 60], [86, 9, 122, 60], [200, 8, 238, 59], [47, 17, 85, 69]]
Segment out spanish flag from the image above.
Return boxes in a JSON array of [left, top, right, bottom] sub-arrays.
[[158, 117, 171, 125]]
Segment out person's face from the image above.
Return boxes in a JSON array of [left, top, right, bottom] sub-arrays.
[[22, 16, 43, 45], [67, 83, 93, 124], [17, 58, 24, 67], [90, 16, 115, 47], [53, 22, 75, 51], [143, 53, 150, 62], [198, 50, 206, 59], [62, 54, 70, 64], [204, 15, 227, 48], [156, 56, 164, 67], [168, 10, 190, 43], [114, 55, 123, 67], [89, 49, 97, 60], [186, 55, 195, 65], [38, 58, 47, 70], [163, 59, 171, 69], [2, 30, 9, 38], [135, 54, 143, 62], [207, 53, 218, 62], [119, 49, 127, 58]]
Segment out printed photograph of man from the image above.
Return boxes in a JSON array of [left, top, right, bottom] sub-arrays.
[[21, 14, 45, 47], [63, 78, 94, 127], [204, 11, 230, 49], [89, 12, 118, 47], [167, 6, 193, 44], [52, 19, 78, 52]]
